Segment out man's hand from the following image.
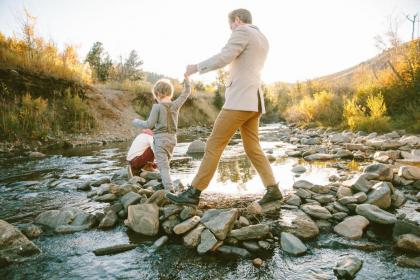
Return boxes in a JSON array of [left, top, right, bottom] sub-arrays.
[[185, 64, 198, 77]]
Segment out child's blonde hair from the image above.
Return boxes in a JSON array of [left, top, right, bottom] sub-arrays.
[[152, 79, 174, 100]]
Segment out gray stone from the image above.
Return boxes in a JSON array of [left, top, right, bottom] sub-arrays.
[[391, 189, 406, 208], [293, 180, 314, 190], [295, 188, 312, 199], [143, 179, 161, 189], [355, 204, 397, 224], [120, 191, 142, 211], [333, 212, 348, 221], [18, 224, 43, 239], [281, 232, 307, 256], [201, 209, 238, 240], [125, 203, 159, 236], [304, 153, 336, 161], [366, 182, 392, 209], [238, 216, 250, 227], [344, 174, 373, 193], [272, 209, 319, 240], [35, 208, 80, 229], [286, 194, 301, 206], [217, 245, 251, 258], [197, 229, 218, 254], [396, 255, 420, 268], [333, 255, 363, 279], [338, 196, 358, 205], [334, 215, 369, 240], [161, 215, 181, 235], [395, 234, 420, 253], [173, 216, 201, 235], [179, 206, 197, 220], [258, 240, 271, 250], [152, 235, 169, 249], [353, 192, 367, 203], [54, 224, 90, 234], [161, 204, 183, 219], [398, 166, 420, 180], [98, 210, 118, 229], [311, 184, 332, 194], [242, 241, 260, 252], [229, 224, 270, 241], [183, 225, 205, 248], [0, 220, 40, 267], [336, 186, 353, 199], [393, 201, 420, 238], [363, 163, 393, 181], [330, 134, 350, 144], [333, 202, 350, 213], [94, 193, 117, 202], [291, 165, 306, 173], [313, 194, 335, 204], [187, 140, 206, 153], [301, 204, 332, 220]]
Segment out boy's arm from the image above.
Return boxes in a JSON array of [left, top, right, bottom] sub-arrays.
[[172, 79, 192, 109], [132, 104, 160, 129]]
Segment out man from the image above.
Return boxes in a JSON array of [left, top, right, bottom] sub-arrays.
[[127, 128, 156, 177], [166, 8, 283, 206]]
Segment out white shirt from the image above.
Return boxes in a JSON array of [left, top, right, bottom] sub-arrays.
[[126, 133, 154, 161]]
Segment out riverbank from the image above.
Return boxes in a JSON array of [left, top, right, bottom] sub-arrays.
[[1, 124, 419, 279]]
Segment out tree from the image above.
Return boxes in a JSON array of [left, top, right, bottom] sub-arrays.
[[212, 68, 227, 109], [124, 50, 144, 81], [85, 42, 112, 82]]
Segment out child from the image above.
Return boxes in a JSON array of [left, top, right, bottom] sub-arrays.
[[126, 128, 157, 177], [132, 77, 191, 191]]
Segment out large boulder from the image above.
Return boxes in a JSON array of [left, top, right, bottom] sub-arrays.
[[187, 140, 206, 153], [355, 204, 397, 225], [395, 234, 420, 253], [201, 209, 238, 240], [333, 215, 369, 240], [0, 220, 41, 268], [333, 255, 363, 279], [228, 224, 270, 241], [363, 163, 393, 181], [272, 208, 319, 240], [398, 166, 420, 180], [125, 203, 159, 236], [343, 174, 374, 193], [301, 204, 332, 220], [280, 232, 307, 256], [365, 182, 392, 209]]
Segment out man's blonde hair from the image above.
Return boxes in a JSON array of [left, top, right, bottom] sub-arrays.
[[152, 79, 174, 100], [228, 9, 252, 24]]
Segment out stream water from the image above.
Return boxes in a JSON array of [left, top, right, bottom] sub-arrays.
[[0, 123, 418, 279]]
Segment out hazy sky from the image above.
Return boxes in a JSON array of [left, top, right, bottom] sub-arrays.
[[0, 0, 419, 83]]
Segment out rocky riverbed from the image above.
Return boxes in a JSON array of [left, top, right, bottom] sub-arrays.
[[1, 123, 419, 279]]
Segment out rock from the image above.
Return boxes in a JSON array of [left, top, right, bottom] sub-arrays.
[[183, 225, 206, 248], [162, 215, 181, 235], [187, 140, 206, 153], [258, 240, 271, 250], [333, 212, 348, 221], [333, 202, 350, 213], [312, 194, 335, 204], [391, 189, 406, 208], [280, 232, 307, 256], [28, 151, 47, 158], [392, 174, 414, 186], [143, 172, 161, 181], [261, 200, 283, 214], [345, 143, 368, 151], [120, 192, 141, 211], [398, 166, 420, 180], [293, 180, 314, 190], [242, 241, 260, 252], [252, 258, 265, 268], [311, 184, 332, 194], [200, 209, 238, 240], [0, 220, 41, 267], [374, 150, 400, 161], [363, 163, 393, 181], [229, 224, 270, 241], [93, 244, 138, 256], [291, 165, 306, 173], [99, 210, 118, 229], [338, 196, 358, 205], [217, 245, 251, 258], [365, 181, 392, 209], [94, 193, 117, 202], [336, 186, 353, 199], [334, 215, 369, 240], [173, 216, 201, 235], [152, 235, 169, 249], [35, 207, 87, 229], [333, 255, 363, 279], [295, 188, 312, 199], [17, 224, 43, 239], [197, 229, 218, 254], [125, 203, 159, 236], [161, 204, 183, 219], [179, 206, 197, 220], [146, 190, 168, 206], [143, 179, 161, 189], [285, 194, 301, 206], [272, 209, 319, 240], [316, 220, 332, 232], [396, 255, 420, 268], [395, 233, 420, 253], [238, 216, 250, 227], [245, 201, 263, 215], [286, 150, 302, 157], [399, 135, 420, 146], [355, 204, 397, 224], [54, 224, 90, 234], [330, 134, 350, 144], [353, 192, 367, 203], [344, 174, 374, 193], [104, 202, 123, 215], [366, 139, 403, 150], [304, 153, 335, 161], [77, 181, 91, 191], [91, 177, 111, 187], [301, 204, 332, 220]]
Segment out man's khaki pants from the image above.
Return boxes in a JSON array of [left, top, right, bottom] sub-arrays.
[[191, 109, 276, 191]]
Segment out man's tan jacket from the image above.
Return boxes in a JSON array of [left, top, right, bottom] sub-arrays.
[[198, 24, 269, 113]]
